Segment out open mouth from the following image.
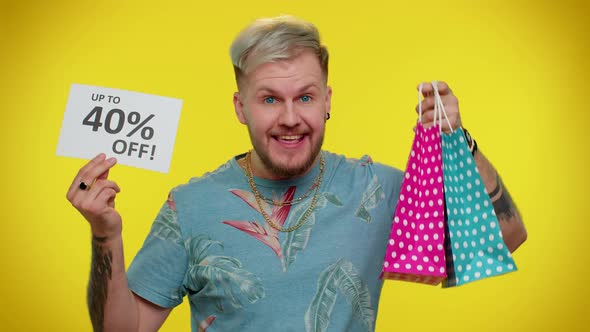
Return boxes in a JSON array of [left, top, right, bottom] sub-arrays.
[[273, 134, 307, 146]]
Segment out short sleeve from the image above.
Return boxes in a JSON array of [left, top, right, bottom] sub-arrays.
[[370, 159, 404, 212], [127, 194, 187, 308]]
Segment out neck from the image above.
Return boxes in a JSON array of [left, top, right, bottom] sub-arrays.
[[245, 150, 321, 181]]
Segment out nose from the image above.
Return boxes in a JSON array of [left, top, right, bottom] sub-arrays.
[[277, 101, 301, 127]]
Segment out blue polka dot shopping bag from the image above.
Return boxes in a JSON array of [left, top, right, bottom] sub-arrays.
[[430, 84, 518, 287]]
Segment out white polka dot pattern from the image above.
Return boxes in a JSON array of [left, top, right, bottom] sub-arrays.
[[382, 122, 447, 285], [441, 128, 517, 287]]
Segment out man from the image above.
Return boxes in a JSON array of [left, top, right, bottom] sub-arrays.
[[66, 15, 526, 332]]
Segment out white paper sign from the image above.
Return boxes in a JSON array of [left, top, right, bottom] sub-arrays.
[[56, 83, 182, 173]]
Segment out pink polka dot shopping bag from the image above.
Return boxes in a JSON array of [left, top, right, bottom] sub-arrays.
[[380, 84, 448, 285]]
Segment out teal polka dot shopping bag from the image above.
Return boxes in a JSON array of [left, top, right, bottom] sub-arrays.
[[429, 83, 518, 287]]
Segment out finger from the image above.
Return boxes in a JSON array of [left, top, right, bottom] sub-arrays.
[[79, 157, 118, 189], [417, 82, 433, 96], [421, 121, 435, 129], [444, 113, 462, 133], [440, 120, 456, 134], [97, 168, 110, 180], [417, 81, 451, 97], [415, 96, 436, 114], [68, 153, 106, 195], [423, 97, 436, 112], [70, 178, 120, 208], [86, 179, 121, 201], [68, 158, 117, 202], [440, 93, 459, 108], [75, 153, 107, 181], [421, 110, 435, 124], [417, 82, 433, 97], [96, 187, 118, 208], [78, 187, 118, 220], [435, 81, 451, 95]]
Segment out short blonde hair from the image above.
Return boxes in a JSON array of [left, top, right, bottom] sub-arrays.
[[230, 15, 329, 86]]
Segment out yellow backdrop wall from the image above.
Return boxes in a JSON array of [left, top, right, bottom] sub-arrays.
[[1, 0, 588, 331]]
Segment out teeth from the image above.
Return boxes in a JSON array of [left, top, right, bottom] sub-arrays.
[[278, 135, 303, 140]]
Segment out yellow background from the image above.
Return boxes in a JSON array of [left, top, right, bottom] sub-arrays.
[[1, 0, 588, 331]]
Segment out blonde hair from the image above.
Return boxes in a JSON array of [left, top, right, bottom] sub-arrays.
[[230, 15, 329, 85]]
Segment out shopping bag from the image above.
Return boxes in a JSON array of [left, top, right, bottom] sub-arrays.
[[381, 83, 447, 285], [428, 84, 518, 287]]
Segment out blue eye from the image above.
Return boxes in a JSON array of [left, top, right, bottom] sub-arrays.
[[264, 96, 276, 104], [300, 95, 311, 102]]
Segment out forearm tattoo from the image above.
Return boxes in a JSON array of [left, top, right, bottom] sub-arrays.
[[489, 174, 517, 221], [87, 236, 113, 332]]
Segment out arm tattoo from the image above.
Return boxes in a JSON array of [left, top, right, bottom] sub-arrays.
[[489, 174, 517, 221], [87, 236, 113, 332]]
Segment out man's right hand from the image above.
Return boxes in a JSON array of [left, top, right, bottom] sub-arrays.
[[66, 153, 122, 239]]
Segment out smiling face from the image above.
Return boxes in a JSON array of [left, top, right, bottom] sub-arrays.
[[234, 50, 332, 180]]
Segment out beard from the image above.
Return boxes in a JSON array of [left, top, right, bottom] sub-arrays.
[[251, 132, 324, 179]]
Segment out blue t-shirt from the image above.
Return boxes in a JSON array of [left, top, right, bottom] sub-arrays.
[[127, 151, 403, 331]]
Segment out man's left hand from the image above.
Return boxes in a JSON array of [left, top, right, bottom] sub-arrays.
[[416, 81, 462, 133]]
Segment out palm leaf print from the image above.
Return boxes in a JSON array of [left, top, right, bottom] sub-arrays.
[[355, 174, 384, 223], [305, 259, 374, 332], [185, 234, 223, 265], [151, 200, 183, 246], [282, 192, 342, 270], [184, 235, 265, 312], [322, 192, 343, 206]]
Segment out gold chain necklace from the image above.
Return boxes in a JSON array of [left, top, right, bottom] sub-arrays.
[[260, 182, 318, 206], [244, 151, 325, 232], [249, 157, 324, 207]]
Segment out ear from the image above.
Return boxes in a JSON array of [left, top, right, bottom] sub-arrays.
[[233, 92, 247, 124], [325, 86, 332, 117]]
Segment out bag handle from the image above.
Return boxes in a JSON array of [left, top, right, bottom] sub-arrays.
[[418, 83, 425, 123], [418, 82, 439, 123], [431, 81, 454, 133]]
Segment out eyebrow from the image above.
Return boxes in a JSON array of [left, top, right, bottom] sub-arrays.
[[256, 83, 320, 95]]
